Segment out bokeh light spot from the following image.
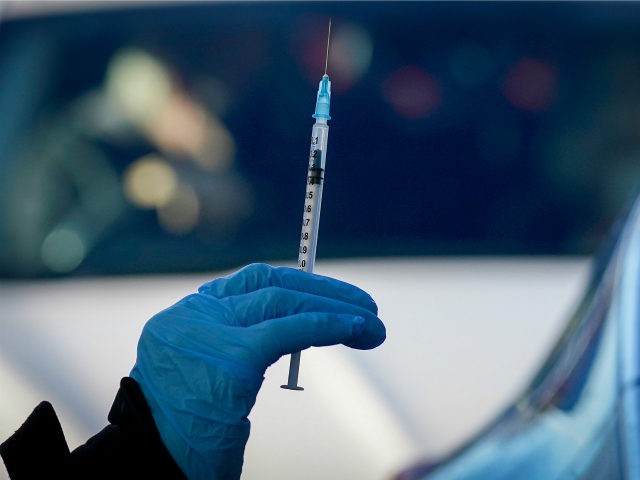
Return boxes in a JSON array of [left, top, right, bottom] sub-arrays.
[[123, 155, 177, 209], [298, 18, 373, 93], [41, 228, 86, 273], [330, 23, 374, 92], [197, 116, 236, 172], [383, 66, 442, 119], [157, 182, 200, 234], [105, 48, 172, 125], [503, 58, 557, 112]]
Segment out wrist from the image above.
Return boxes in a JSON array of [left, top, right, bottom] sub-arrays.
[[130, 365, 260, 480], [66, 377, 186, 478]]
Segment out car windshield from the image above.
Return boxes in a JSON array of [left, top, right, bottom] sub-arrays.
[[1, 1, 639, 278]]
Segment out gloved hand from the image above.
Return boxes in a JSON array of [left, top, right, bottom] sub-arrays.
[[130, 263, 385, 480]]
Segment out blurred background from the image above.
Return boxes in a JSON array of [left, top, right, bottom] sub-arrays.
[[0, 1, 638, 479]]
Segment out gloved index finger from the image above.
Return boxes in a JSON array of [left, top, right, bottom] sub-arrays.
[[198, 263, 378, 315]]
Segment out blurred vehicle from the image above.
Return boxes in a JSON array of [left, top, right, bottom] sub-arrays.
[[0, 2, 638, 479], [397, 195, 640, 479]]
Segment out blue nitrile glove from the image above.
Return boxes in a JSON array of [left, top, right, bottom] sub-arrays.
[[130, 263, 386, 480]]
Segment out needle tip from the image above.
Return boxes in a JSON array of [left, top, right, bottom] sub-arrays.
[[324, 18, 332, 76]]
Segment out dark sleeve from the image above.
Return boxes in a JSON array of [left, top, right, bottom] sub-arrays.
[[0, 401, 70, 480], [1, 377, 187, 480]]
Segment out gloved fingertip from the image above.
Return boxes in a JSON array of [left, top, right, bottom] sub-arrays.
[[344, 315, 386, 350], [368, 299, 379, 315]]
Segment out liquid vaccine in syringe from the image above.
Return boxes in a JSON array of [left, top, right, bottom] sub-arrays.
[[282, 20, 332, 391]]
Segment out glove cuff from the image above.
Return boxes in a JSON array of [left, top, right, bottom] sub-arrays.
[[131, 365, 253, 480]]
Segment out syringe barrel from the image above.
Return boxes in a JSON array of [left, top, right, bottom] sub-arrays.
[[298, 118, 329, 273], [282, 118, 329, 391]]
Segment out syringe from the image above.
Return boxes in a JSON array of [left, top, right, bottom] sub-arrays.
[[281, 20, 332, 391]]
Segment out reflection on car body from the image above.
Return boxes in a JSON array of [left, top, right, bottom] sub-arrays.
[[398, 195, 640, 479]]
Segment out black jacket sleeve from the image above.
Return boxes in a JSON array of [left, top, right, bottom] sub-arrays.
[[0, 377, 187, 480]]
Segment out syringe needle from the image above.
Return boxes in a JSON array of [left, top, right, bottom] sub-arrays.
[[324, 18, 332, 76]]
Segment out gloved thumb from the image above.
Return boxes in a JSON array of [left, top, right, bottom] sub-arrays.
[[248, 313, 367, 365]]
